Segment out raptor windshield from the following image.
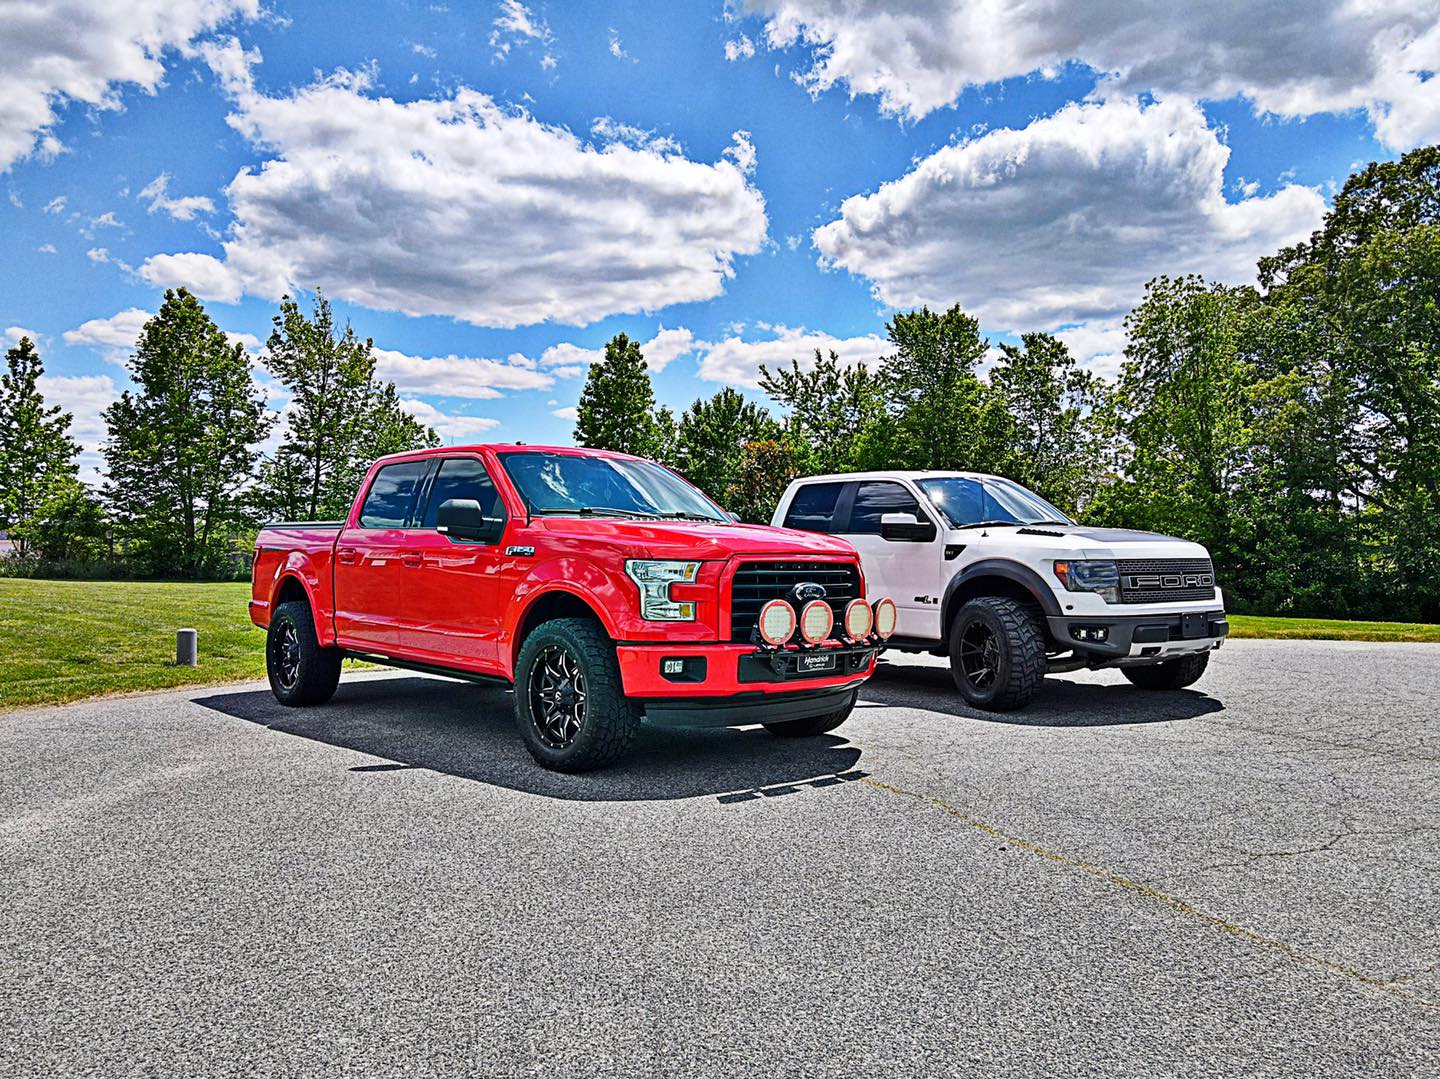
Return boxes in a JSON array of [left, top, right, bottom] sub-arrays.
[[916, 476, 1073, 529]]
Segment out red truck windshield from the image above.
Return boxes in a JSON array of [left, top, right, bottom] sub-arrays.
[[499, 451, 728, 522]]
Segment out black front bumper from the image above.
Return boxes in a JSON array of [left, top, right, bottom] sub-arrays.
[[640, 682, 863, 728], [1047, 610, 1228, 662]]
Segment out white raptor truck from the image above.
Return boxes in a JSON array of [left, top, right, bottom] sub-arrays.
[[771, 471, 1228, 710]]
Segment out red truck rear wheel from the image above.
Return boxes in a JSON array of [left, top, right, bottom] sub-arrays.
[[514, 618, 639, 772], [266, 600, 342, 707]]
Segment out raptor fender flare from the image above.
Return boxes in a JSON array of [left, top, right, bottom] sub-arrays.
[[942, 558, 1062, 630]]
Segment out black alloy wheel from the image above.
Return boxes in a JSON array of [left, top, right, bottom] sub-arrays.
[[957, 619, 1000, 692], [529, 643, 588, 749], [271, 619, 302, 691]]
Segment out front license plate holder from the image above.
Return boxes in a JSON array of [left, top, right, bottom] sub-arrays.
[[797, 652, 837, 673], [1180, 613, 1207, 639]]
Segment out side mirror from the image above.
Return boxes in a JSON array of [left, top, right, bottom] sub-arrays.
[[727, 510, 742, 523], [436, 498, 501, 542], [880, 511, 937, 542]]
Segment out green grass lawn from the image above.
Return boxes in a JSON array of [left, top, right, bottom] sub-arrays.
[[1227, 613, 1440, 643], [1, 579, 1436, 713], [0, 579, 265, 713]]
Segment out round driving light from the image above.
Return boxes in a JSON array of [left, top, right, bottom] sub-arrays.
[[844, 598, 873, 638], [799, 600, 834, 644], [873, 597, 897, 639], [757, 599, 796, 646]]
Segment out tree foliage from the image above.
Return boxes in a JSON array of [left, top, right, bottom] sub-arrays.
[[0, 336, 80, 556], [254, 293, 439, 521], [102, 289, 271, 577], [574, 334, 670, 459]]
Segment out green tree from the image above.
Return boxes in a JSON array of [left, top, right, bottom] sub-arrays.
[[13, 477, 109, 563], [103, 289, 271, 577], [573, 333, 669, 458], [988, 333, 1108, 515], [674, 387, 779, 505], [758, 350, 886, 474], [725, 438, 803, 523], [875, 305, 1009, 472], [0, 336, 80, 556], [255, 293, 439, 521], [1089, 276, 1258, 599], [1258, 146, 1440, 618]]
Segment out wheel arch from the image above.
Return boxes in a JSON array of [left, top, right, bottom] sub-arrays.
[[943, 560, 1062, 636], [509, 587, 614, 673]]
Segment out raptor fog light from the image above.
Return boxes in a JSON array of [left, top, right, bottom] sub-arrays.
[[872, 597, 897, 639], [758, 599, 797, 646], [844, 597, 873, 639], [625, 559, 701, 621], [799, 600, 834, 644]]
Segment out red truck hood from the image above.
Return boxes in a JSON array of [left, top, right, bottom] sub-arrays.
[[531, 517, 857, 561]]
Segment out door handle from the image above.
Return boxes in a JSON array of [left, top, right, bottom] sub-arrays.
[[402, 553, 422, 568], [337, 548, 357, 565]]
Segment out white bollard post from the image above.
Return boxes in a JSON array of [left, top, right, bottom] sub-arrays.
[[177, 628, 198, 667]]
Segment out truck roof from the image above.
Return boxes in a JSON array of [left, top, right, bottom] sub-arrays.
[[791, 470, 1001, 484], [372, 443, 646, 464]]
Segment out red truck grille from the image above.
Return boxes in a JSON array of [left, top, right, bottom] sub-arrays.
[[729, 561, 861, 643]]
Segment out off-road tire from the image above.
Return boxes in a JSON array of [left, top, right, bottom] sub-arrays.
[[266, 600, 342, 707], [1123, 652, 1210, 690], [514, 618, 639, 772], [948, 596, 1047, 711], [763, 691, 857, 737]]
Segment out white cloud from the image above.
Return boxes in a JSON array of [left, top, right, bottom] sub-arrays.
[[607, 29, 634, 62], [86, 247, 110, 263], [38, 372, 120, 482], [64, 306, 258, 363], [137, 173, 215, 220], [42, 196, 66, 214], [1055, 318, 1128, 379], [399, 398, 501, 442], [695, 325, 888, 388], [141, 44, 768, 328], [89, 211, 123, 229], [813, 96, 1326, 330], [532, 326, 696, 374], [490, 0, 553, 67], [4, 326, 39, 347], [724, 34, 756, 62], [372, 347, 555, 400], [590, 116, 681, 155], [411, 43, 437, 59], [37, 243, 57, 254], [0, 0, 260, 172], [738, 0, 1440, 149], [551, 406, 578, 420]]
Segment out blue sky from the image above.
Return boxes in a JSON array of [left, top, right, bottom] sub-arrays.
[[3, 1, 1436, 480]]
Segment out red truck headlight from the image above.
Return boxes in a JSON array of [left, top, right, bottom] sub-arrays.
[[799, 600, 834, 644], [625, 560, 702, 621], [872, 598, 897, 639]]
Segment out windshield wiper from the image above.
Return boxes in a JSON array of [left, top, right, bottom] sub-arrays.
[[954, 519, 1025, 530], [1024, 519, 1075, 527], [532, 505, 660, 519], [655, 511, 725, 522]]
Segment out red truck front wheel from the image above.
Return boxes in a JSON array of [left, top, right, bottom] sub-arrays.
[[514, 618, 639, 772]]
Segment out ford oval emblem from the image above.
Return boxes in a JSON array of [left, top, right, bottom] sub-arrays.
[[790, 581, 827, 603]]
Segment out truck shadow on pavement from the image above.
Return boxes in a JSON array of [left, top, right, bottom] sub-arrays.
[[192, 675, 864, 802], [864, 659, 1225, 726]]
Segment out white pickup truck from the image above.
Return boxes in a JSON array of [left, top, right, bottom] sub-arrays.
[[771, 471, 1228, 710]]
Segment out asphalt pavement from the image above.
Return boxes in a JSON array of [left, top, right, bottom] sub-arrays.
[[2, 639, 1436, 1077]]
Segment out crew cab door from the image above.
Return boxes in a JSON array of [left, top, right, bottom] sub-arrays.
[[334, 458, 435, 652], [836, 480, 944, 640], [400, 455, 511, 671]]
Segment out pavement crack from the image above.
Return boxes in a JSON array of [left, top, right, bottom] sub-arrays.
[[862, 776, 1440, 1014]]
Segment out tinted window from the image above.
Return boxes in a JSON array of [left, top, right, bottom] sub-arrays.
[[847, 482, 922, 534], [917, 477, 985, 527], [783, 482, 844, 533], [357, 461, 430, 528], [916, 477, 1072, 528], [421, 458, 501, 527]]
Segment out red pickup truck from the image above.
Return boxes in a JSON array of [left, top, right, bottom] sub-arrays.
[[249, 445, 896, 771]]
